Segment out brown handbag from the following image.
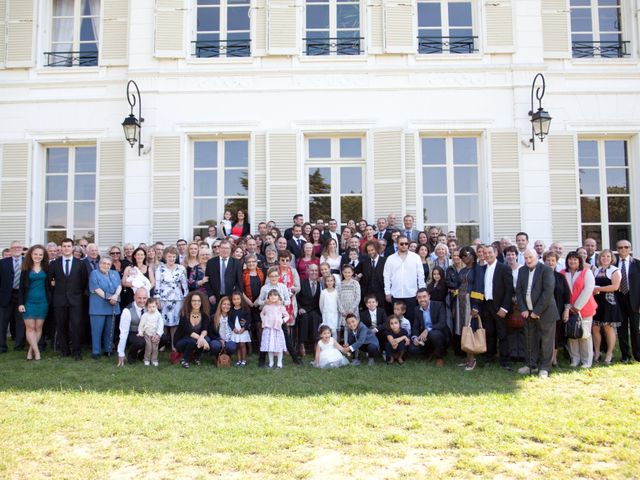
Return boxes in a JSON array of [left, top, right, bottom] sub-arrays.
[[461, 316, 487, 355], [216, 347, 231, 368], [507, 299, 525, 329]]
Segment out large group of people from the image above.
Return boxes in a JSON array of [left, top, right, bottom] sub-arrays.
[[1, 209, 639, 378]]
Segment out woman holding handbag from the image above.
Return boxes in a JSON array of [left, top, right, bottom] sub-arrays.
[[592, 249, 622, 365], [563, 251, 597, 368]]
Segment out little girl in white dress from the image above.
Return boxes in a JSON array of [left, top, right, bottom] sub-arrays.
[[319, 274, 339, 340], [315, 325, 349, 368]]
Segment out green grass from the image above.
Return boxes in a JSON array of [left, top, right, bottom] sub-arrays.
[[0, 349, 639, 479]]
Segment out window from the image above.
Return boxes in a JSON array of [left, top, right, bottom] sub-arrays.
[[193, 0, 251, 58], [47, 0, 100, 67], [578, 139, 632, 249], [304, 0, 362, 56], [421, 136, 480, 246], [417, 0, 475, 54], [306, 137, 364, 225], [570, 0, 628, 58], [192, 139, 249, 238], [44, 146, 96, 243]]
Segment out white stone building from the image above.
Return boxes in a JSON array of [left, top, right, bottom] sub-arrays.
[[0, 0, 638, 250]]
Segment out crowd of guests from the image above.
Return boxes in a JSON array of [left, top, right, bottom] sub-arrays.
[[1, 210, 639, 378]]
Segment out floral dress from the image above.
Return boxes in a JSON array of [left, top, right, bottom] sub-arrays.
[[155, 264, 188, 327]]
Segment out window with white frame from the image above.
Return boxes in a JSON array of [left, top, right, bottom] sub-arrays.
[[193, 0, 251, 58], [578, 139, 632, 250], [306, 137, 364, 225], [47, 0, 100, 67], [570, 0, 627, 58], [44, 146, 96, 244], [304, 0, 362, 56], [192, 139, 249, 238], [417, 0, 475, 54], [421, 136, 480, 246]]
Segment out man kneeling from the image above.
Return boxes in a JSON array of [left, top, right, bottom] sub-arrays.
[[344, 313, 380, 366], [409, 288, 450, 367]]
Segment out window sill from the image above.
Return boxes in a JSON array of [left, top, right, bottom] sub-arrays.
[[570, 57, 637, 65], [185, 57, 255, 66], [35, 66, 102, 74], [414, 53, 483, 61], [298, 54, 369, 63]]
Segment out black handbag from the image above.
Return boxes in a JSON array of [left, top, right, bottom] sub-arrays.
[[564, 312, 583, 339]]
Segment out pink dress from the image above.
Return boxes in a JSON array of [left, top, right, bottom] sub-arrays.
[[260, 304, 288, 353]]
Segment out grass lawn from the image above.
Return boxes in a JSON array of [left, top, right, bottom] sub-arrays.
[[0, 349, 639, 480]]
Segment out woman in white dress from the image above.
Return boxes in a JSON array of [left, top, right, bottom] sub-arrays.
[[154, 246, 188, 351], [320, 238, 342, 286], [315, 324, 349, 368]]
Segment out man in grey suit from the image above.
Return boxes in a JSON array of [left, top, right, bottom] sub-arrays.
[[515, 249, 558, 378], [401, 215, 420, 242]]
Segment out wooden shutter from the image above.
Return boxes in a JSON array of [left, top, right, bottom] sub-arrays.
[[155, 0, 185, 58], [5, 0, 35, 68], [253, 133, 267, 224], [542, 0, 570, 58], [373, 130, 403, 218], [151, 136, 182, 243], [484, 1, 513, 53], [252, 0, 267, 55], [266, 132, 298, 226], [369, 0, 383, 54], [384, 1, 414, 54], [548, 134, 580, 250], [489, 132, 521, 239], [404, 132, 417, 219], [0, 142, 30, 246], [0, 0, 6, 67], [267, 0, 298, 55], [97, 140, 125, 247], [100, 0, 129, 66]]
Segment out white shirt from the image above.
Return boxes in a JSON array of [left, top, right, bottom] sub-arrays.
[[329, 231, 339, 242], [526, 268, 535, 311], [383, 251, 426, 298], [61, 255, 74, 273], [484, 261, 497, 301], [517, 250, 526, 266], [117, 304, 159, 356]]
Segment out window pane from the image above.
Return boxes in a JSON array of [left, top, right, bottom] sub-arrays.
[[224, 170, 248, 196], [224, 198, 248, 216], [418, 3, 441, 27], [449, 2, 472, 27], [604, 141, 627, 167], [73, 229, 94, 243], [307, 5, 329, 29], [309, 196, 331, 223], [609, 225, 631, 248], [47, 231, 67, 245], [453, 166, 478, 194], [82, 0, 99, 15], [580, 196, 601, 222], [45, 203, 67, 229], [46, 176, 67, 201], [194, 170, 217, 196], [340, 167, 361, 194], [456, 225, 479, 247], [309, 139, 331, 158], [598, 0, 620, 6], [579, 169, 599, 195], [76, 147, 96, 172], [194, 142, 217, 168], [339, 138, 361, 158], [598, 7, 620, 32], [225, 141, 248, 167], [452, 138, 476, 165], [422, 138, 446, 165], [455, 195, 480, 223], [53, 19, 74, 42], [578, 140, 598, 167], [423, 167, 447, 194], [228, 6, 250, 30], [47, 149, 69, 173], [198, 7, 220, 31], [74, 202, 95, 228], [309, 168, 331, 194], [423, 196, 448, 224], [341, 196, 362, 224], [198, 0, 220, 4], [54, 0, 74, 16], [570, 0, 591, 6], [571, 8, 592, 32], [606, 168, 628, 193], [337, 5, 359, 28], [193, 198, 217, 225], [581, 225, 602, 250], [80, 18, 96, 42], [74, 175, 96, 201], [608, 197, 630, 222]]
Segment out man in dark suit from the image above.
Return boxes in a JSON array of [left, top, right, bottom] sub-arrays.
[[384, 230, 401, 257], [48, 238, 89, 360], [286, 224, 305, 260], [323, 219, 341, 246], [0, 240, 25, 352], [583, 238, 599, 269], [400, 215, 421, 242], [204, 240, 243, 309], [284, 213, 304, 240], [360, 240, 387, 310], [615, 239, 640, 362], [481, 244, 514, 369], [296, 264, 322, 355], [375, 217, 394, 243], [408, 288, 449, 366], [515, 249, 558, 378]]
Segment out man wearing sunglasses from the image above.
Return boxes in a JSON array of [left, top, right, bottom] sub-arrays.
[[383, 235, 425, 324], [615, 240, 640, 362]]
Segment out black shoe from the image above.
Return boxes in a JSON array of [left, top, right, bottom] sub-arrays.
[[91, 353, 100, 360], [74, 352, 82, 361], [0, 347, 7, 354], [14, 346, 25, 352], [293, 358, 303, 366], [500, 363, 513, 371], [258, 363, 267, 369], [103, 352, 112, 358]]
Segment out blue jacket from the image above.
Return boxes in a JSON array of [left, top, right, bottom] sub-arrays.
[[346, 321, 379, 352], [89, 269, 121, 315], [228, 307, 251, 332]]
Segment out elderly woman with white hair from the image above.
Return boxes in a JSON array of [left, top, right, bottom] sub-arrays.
[[427, 243, 450, 283], [88, 256, 122, 359]]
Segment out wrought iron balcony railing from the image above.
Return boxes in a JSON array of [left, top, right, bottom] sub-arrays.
[[304, 37, 363, 56], [572, 40, 630, 58], [418, 36, 477, 54], [44, 51, 98, 67], [192, 39, 251, 58]]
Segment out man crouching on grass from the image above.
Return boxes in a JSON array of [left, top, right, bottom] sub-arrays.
[[344, 313, 380, 366]]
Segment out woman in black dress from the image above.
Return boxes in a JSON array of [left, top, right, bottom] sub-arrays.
[[592, 249, 622, 365]]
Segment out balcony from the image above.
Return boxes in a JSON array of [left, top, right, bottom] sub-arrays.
[[44, 51, 98, 67], [418, 36, 477, 55], [572, 40, 630, 58], [304, 37, 363, 56], [192, 39, 251, 58]]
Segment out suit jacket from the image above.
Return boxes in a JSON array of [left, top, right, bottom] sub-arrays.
[[515, 263, 558, 323], [284, 227, 294, 240], [616, 256, 640, 312], [297, 278, 321, 313], [0, 256, 19, 307], [323, 231, 341, 246], [287, 237, 306, 260], [48, 256, 89, 307], [204, 256, 243, 300], [346, 322, 380, 351], [359, 307, 388, 330], [412, 300, 449, 340], [374, 229, 393, 243], [360, 256, 386, 303], [481, 261, 514, 314], [400, 228, 421, 242]]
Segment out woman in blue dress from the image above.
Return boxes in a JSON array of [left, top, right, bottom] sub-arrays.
[[89, 256, 122, 359], [18, 245, 51, 361]]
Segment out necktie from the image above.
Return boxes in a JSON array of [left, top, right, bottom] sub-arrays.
[[405, 230, 411, 240], [311, 281, 317, 296], [620, 260, 629, 294], [13, 258, 20, 289], [297, 239, 302, 249], [378, 232, 383, 240], [371, 258, 375, 269], [65, 259, 71, 277], [220, 258, 227, 294], [140, 308, 145, 316]]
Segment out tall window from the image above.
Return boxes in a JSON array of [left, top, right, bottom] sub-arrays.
[[570, 0, 627, 58], [578, 139, 631, 249], [304, 0, 362, 56], [421, 137, 480, 245], [47, 0, 100, 67], [306, 137, 364, 225], [192, 139, 249, 238], [193, 0, 251, 58], [44, 146, 96, 244], [417, 0, 475, 54]]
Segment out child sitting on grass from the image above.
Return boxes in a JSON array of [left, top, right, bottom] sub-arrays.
[[385, 315, 410, 365], [343, 313, 380, 366], [314, 325, 349, 368]]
